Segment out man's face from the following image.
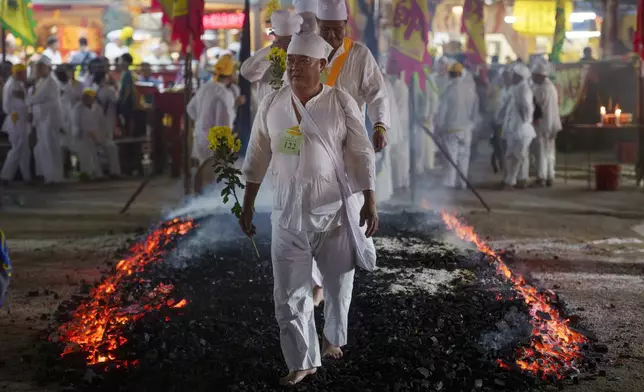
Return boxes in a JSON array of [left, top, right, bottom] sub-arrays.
[[503, 72, 512, 86], [287, 54, 326, 89], [15, 70, 27, 82], [532, 73, 546, 85], [51, 41, 59, 51], [318, 20, 346, 51], [512, 73, 523, 85], [82, 94, 95, 107], [65, 66, 75, 79], [37, 63, 50, 78], [141, 64, 152, 77], [273, 35, 292, 51]]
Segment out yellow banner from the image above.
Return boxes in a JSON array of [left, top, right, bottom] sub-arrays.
[[0, 0, 37, 46], [512, 0, 573, 36], [391, 0, 430, 62], [172, 0, 188, 18]]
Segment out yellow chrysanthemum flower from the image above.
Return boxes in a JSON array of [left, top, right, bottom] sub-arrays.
[[266, 47, 287, 90], [208, 126, 241, 154]]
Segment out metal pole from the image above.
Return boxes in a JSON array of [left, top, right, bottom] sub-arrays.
[[182, 48, 193, 196], [408, 74, 417, 204], [1, 28, 6, 62], [419, 122, 492, 213]]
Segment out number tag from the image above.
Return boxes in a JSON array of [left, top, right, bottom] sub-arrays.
[[278, 126, 303, 156]]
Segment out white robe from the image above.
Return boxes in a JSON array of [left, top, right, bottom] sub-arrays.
[[242, 85, 375, 372], [42, 48, 62, 65], [435, 77, 479, 189], [95, 84, 121, 176], [386, 75, 410, 190], [72, 102, 104, 178], [415, 73, 440, 174], [60, 80, 85, 149], [186, 81, 236, 165], [1, 78, 31, 182], [28, 74, 64, 183], [240, 45, 274, 110], [532, 78, 561, 181], [503, 80, 536, 186]]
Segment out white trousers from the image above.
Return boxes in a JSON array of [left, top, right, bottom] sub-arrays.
[[101, 140, 121, 176], [76, 139, 104, 179], [272, 222, 355, 372], [414, 126, 435, 174], [504, 137, 533, 186], [34, 124, 64, 183], [391, 141, 410, 189], [1, 130, 31, 182], [443, 132, 471, 189], [536, 133, 556, 181]]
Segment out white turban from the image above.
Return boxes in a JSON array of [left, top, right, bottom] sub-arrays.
[[271, 10, 303, 36], [318, 0, 348, 21], [287, 32, 333, 60], [294, 0, 318, 14], [531, 61, 550, 76], [37, 55, 52, 66], [513, 63, 531, 80]]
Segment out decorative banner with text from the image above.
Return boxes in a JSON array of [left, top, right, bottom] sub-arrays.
[[389, 0, 433, 90]]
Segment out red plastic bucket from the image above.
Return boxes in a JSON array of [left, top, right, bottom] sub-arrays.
[[594, 164, 621, 191]]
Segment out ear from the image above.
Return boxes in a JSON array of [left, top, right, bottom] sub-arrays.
[[319, 58, 328, 71]]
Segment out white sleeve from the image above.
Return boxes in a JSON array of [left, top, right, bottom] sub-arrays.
[[28, 78, 54, 105], [359, 49, 391, 128], [240, 46, 271, 83], [336, 90, 376, 193], [242, 91, 276, 184], [71, 103, 83, 138], [187, 93, 198, 120], [2, 81, 12, 115]]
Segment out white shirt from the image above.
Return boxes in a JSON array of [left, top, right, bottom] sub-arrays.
[[61, 80, 85, 109], [240, 45, 274, 107], [531, 78, 562, 137], [42, 48, 63, 65], [326, 41, 390, 128], [28, 74, 63, 130], [503, 80, 535, 146], [1, 77, 28, 134], [243, 85, 375, 232], [435, 77, 479, 136]]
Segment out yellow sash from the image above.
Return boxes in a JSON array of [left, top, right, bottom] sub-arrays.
[[323, 38, 354, 87]]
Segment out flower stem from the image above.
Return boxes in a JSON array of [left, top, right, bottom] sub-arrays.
[[231, 187, 260, 258]]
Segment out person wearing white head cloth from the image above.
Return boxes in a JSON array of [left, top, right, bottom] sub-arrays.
[[294, 0, 318, 33], [1, 64, 31, 184], [317, 0, 390, 154], [502, 63, 536, 189], [240, 32, 378, 386], [240, 10, 302, 109], [71, 88, 105, 179], [27, 55, 65, 184], [531, 61, 561, 187]]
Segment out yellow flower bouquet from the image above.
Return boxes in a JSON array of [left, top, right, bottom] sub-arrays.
[[208, 126, 259, 256], [266, 47, 286, 90]]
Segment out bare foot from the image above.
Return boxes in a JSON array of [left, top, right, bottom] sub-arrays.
[[279, 368, 317, 386], [313, 286, 324, 307], [322, 337, 343, 359]]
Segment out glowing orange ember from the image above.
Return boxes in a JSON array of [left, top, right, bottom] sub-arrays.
[[439, 211, 587, 380], [56, 218, 197, 366]]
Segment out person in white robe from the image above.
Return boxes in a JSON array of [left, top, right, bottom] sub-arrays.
[[502, 64, 536, 189], [495, 66, 515, 174], [187, 55, 242, 166], [435, 62, 479, 189], [42, 37, 62, 66], [294, 0, 318, 33], [71, 89, 104, 179], [94, 81, 121, 177], [240, 10, 302, 110], [28, 56, 65, 184], [531, 61, 561, 187], [1, 64, 31, 184], [385, 64, 410, 191], [59, 64, 85, 156], [240, 32, 377, 386]]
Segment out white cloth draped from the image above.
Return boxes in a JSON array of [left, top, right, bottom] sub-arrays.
[[60, 80, 85, 149], [240, 45, 274, 114], [28, 74, 64, 183], [532, 78, 562, 181], [1, 77, 31, 181], [95, 84, 121, 176], [385, 75, 410, 189], [72, 102, 104, 178], [187, 81, 236, 165], [503, 80, 536, 186]]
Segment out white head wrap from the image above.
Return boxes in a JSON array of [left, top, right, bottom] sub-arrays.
[[531, 61, 550, 76], [37, 55, 52, 66], [318, 0, 348, 21], [294, 0, 318, 14], [287, 32, 333, 60], [270, 10, 303, 36], [513, 63, 531, 80]]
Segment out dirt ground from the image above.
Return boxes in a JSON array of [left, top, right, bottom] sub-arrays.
[[1, 173, 644, 391]]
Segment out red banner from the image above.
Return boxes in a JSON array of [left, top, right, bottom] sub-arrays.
[[635, 0, 644, 61]]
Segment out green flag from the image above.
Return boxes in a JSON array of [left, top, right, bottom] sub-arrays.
[[0, 0, 37, 46]]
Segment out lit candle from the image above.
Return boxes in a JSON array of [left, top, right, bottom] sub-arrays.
[[600, 106, 606, 124], [615, 108, 622, 126]]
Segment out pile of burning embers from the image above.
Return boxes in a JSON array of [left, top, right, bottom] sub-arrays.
[[37, 211, 606, 392]]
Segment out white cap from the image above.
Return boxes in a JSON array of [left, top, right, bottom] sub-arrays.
[[37, 55, 52, 66], [513, 63, 531, 80], [299, 12, 318, 33], [531, 61, 550, 76], [318, 0, 348, 21], [294, 0, 318, 14], [287, 32, 333, 60], [271, 10, 303, 36]]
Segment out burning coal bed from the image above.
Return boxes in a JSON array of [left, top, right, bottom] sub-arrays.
[[37, 212, 605, 392]]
